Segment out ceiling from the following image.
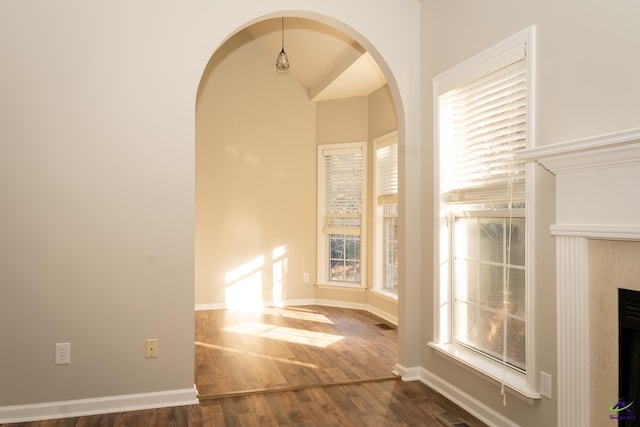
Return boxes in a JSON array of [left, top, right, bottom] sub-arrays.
[[243, 17, 387, 102]]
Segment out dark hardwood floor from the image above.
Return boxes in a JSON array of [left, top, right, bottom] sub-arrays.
[[3, 306, 488, 427]]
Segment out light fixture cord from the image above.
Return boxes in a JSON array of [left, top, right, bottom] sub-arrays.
[[281, 17, 285, 49]]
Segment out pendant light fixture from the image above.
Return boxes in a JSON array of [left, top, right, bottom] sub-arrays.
[[275, 17, 290, 71]]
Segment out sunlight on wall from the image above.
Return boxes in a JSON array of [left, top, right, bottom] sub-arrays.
[[223, 322, 344, 348], [224, 245, 289, 310], [272, 245, 287, 306], [225, 255, 264, 310]]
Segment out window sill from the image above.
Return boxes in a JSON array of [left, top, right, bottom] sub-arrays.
[[315, 282, 367, 291], [369, 288, 398, 302], [428, 342, 540, 403]]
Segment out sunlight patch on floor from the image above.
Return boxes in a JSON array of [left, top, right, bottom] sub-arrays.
[[223, 322, 344, 348], [195, 341, 319, 368], [260, 307, 335, 324]]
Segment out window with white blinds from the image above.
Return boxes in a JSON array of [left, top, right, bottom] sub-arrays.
[[323, 146, 364, 236], [374, 132, 398, 295], [376, 141, 398, 205], [439, 47, 527, 206], [432, 26, 537, 399], [317, 142, 366, 286]]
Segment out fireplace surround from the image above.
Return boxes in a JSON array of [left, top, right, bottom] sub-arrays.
[[520, 127, 640, 427]]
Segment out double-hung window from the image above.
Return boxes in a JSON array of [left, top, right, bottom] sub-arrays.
[[431, 27, 537, 398], [317, 142, 366, 287], [374, 131, 398, 297]]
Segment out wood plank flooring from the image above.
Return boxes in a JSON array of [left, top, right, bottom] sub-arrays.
[[195, 305, 398, 398], [3, 306, 489, 427]]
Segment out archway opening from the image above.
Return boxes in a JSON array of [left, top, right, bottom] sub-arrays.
[[194, 14, 403, 398]]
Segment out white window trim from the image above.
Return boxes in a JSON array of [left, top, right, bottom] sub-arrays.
[[317, 141, 367, 288], [431, 25, 538, 401], [373, 130, 399, 299]]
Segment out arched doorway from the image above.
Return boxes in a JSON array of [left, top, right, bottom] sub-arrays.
[[193, 14, 405, 398]]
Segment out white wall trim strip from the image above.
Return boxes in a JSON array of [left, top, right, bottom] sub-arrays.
[[0, 387, 198, 424], [551, 224, 640, 241], [555, 236, 590, 427], [194, 303, 226, 311]]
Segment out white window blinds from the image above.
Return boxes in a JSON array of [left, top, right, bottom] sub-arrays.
[[440, 50, 527, 205], [322, 145, 364, 236], [376, 142, 398, 205]]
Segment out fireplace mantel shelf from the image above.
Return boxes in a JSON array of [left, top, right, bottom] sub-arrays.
[[519, 126, 640, 174]]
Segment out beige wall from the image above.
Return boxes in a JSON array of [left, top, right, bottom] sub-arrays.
[[195, 31, 317, 307], [589, 240, 640, 426], [0, 0, 420, 412], [421, 1, 640, 426]]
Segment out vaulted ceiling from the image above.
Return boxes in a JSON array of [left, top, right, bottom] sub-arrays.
[[243, 17, 387, 102]]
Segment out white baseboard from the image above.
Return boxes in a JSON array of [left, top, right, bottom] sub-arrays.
[[0, 387, 198, 424], [194, 303, 226, 311], [395, 364, 422, 381], [314, 298, 368, 311], [419, 368, 520, 427], [366, 305, 398, 326], [280, 299, 318, 307]]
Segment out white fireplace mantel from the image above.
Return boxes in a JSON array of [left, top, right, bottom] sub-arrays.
[[521, 127, 640, 237], [519, 127, 640, 427]]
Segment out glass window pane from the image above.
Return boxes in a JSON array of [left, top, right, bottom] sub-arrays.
[[479, 264, 504, 310], [478, 309, 503, 359], [455, 301, 478, 348], [508, 218, 525, 266], [507, 268, 525, 317], [453, 213, 526, 372], [384, 215, 398, 292], [479, 218, 504, 263], [506, 317, 526, 370], [454, 218, 478, 259], [328, 234, 360, 283], [455, 259, 478, 304]]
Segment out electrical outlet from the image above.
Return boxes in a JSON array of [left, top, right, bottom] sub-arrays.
[[55, 343, 71, 365], [303, 273, 310, 283], [540, 371, 552, 399], [145, 338, 158, 358]]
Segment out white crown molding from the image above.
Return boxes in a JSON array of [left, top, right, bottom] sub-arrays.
[[519, 127, 640, 174], [551, 224, 640, 241], [0, 387, 197, 424]]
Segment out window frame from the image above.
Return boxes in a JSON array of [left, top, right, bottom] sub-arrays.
[[430, 26, 538, 400], [317, 141, 367, 289], [373, 131, 399, 299]]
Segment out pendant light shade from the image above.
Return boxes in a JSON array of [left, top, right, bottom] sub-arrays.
[[276, 17, 290, 71]]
